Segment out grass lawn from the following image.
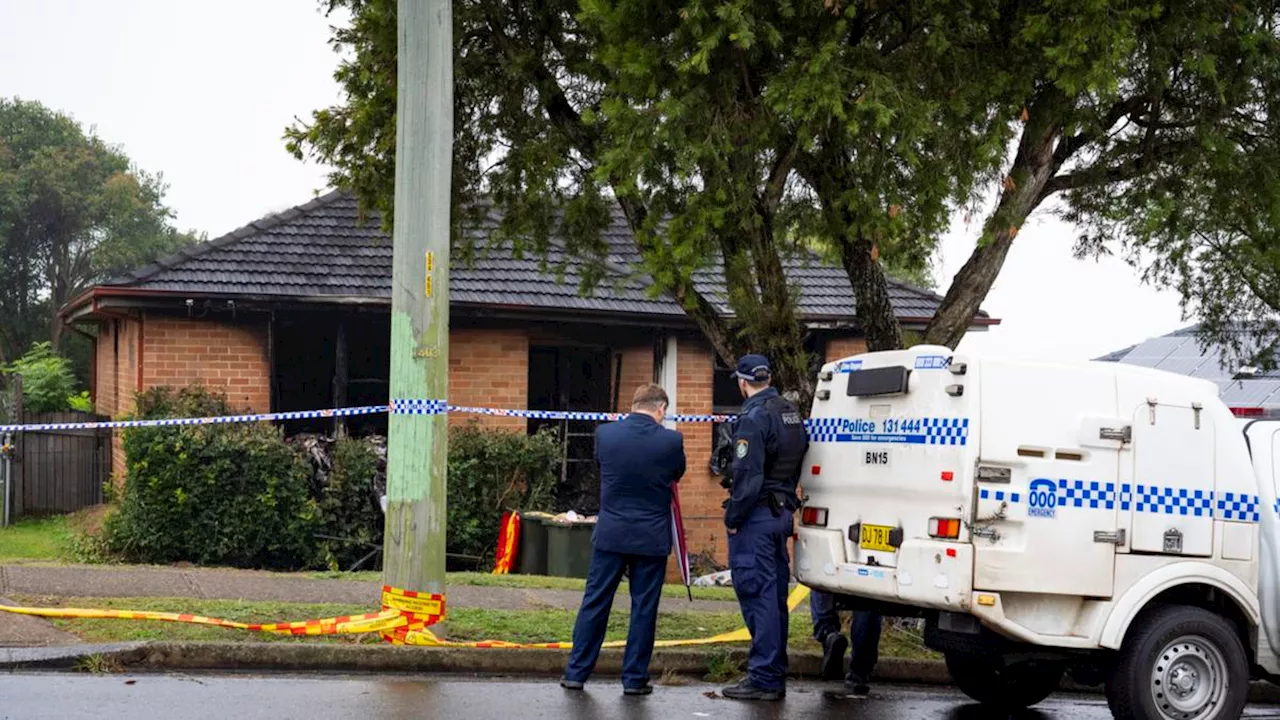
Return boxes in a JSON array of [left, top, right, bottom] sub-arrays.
[[10, 594, 936, 660], [309, 570, 740, 602], [0, 516, 73, 562]]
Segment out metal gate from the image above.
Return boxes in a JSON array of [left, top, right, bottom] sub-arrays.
[[1, 375, 110, 525]]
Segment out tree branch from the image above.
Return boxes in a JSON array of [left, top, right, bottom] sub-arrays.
[[1041, 138, 1198, 198], [762, 136, 799, 212]]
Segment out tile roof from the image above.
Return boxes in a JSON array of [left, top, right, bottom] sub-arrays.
[[101, 190, 985, 323]]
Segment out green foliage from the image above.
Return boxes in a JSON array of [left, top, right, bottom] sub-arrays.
[[287, 0, 1026, 404], [104, 386, 319, 570], [313, 436, 386, 570], [0, 97, 200, 367], [446, 422, 560, 563], [290, 0, 1280, 369], [67, 391, 93, 413], [1060, 0, 1280, 370], [2, 341, 84, 412]]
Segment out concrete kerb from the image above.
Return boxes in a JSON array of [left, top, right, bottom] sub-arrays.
[[3, 642, 1278, 703], [0, 641, 939, 680]]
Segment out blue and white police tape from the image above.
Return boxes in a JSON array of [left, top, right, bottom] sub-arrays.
[[0, 402, 734, 433]]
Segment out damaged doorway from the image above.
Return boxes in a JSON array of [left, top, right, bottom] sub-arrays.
[[527, 345, 616, 515]]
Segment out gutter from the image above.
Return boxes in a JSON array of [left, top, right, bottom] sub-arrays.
[[63, 286, 1003, 332]]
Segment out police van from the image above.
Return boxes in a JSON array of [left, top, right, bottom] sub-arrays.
[[794, 345, 1280, 720]]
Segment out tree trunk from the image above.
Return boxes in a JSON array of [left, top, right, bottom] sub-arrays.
[[838, 230, 904, 352], [923, 101, 1064, 349]]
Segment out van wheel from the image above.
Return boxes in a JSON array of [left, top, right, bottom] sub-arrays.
[[944, 653, 1062, 708], [1105, 605, 1248, 720]]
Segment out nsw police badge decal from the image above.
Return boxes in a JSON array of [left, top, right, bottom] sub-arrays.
[[735, 439, 749, 458]]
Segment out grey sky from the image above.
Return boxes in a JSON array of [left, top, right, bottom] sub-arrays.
[[0, 0, 1188, 361]]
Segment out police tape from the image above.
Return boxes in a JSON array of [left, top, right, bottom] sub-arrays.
[[0, 402, 734, 433], [0, 585, 811, 650]]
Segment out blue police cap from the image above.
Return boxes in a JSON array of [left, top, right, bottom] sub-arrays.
[[734, 354, 772, 382]]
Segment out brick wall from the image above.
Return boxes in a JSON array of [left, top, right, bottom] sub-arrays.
[[88, 311, 754, 570], [668, 338, 727, 572], [826, 335, 868, 362], [614, 345, 655, 412], [94, 320, 126, 479], [142, 317, 271, 412], [448, 328, 529, 431]]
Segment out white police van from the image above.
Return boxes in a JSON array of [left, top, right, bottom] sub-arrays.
[[795, 345, 1280, 719]]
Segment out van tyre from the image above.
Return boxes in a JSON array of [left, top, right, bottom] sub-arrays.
[[944, 653, 1063, 709], [1105, 604, 1248, 720]]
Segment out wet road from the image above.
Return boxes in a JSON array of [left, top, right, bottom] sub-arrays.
[[2, 673, 1279, 720]]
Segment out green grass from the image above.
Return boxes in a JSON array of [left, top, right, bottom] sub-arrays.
[[309, 570, 740, 602], [0, 516, 73, 562], [11, 594, 936, 660], [17, 596, 381, 645]]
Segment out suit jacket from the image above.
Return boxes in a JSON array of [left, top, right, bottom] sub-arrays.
[[592, 413, 687, 556]]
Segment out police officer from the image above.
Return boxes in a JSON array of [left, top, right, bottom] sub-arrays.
[[810, 589, 882, 695], [720, 354, 808, 702]]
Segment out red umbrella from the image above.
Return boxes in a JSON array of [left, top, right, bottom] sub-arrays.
[[671, 483, 693, 601]]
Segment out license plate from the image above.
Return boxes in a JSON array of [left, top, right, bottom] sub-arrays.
[[860, 524, 896, 553]]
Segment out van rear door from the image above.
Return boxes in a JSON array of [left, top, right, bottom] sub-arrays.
[[971, 358, 1122, 598], [803, 345, 979, 571]]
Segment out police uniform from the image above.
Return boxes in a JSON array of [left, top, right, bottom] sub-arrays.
[[721, 355, 809, 701]]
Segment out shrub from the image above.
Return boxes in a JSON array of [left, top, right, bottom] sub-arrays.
[[446, 422, 560, 563], [104, 386, 318, 569], [67, 391, 94, 413], [301, 435, 386, 571], [3, 342, 85, 413]]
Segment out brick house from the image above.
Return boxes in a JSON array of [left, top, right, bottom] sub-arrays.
[[62, 190, 998, 567]]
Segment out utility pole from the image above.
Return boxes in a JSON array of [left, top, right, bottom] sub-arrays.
[[382, 0, 452, 599]]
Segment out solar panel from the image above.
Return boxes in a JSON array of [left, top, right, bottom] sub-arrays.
[[1187, 350, 1232, 380], [1153, 357, 1210, 376], [1161, 337, 1208, 359], [1219, 379, 1280, 407], [1123, 337, 1186, 367]]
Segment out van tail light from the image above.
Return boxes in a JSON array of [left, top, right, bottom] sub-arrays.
[[801, 506, 829, 527], [928, 517, 961, 539]]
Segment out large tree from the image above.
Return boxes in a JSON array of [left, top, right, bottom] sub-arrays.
[[0, 98, 198, 364], [920, 0, 1280, 350], [288, 0, 1280, 400], [1066, 4, 1280, 370], [290, 0, 1015, 407]]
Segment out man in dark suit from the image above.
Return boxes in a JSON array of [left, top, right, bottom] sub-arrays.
[[561, 383, 686, 696]]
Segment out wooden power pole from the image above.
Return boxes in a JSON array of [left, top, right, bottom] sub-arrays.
[[382, 0, 452, 598]]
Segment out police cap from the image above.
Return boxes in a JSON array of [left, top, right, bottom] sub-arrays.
[[733, 354, 772, 382]]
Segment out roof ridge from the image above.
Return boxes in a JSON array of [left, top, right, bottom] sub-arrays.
[[106, 189, 348, 287]]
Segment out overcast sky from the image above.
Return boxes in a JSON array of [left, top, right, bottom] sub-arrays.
[[0, 0, 1189, 361]]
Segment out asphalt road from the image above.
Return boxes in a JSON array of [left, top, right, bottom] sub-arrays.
[[2, 673, 1279, 720]]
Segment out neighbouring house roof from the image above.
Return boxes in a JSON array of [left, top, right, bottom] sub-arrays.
[[1095, 324, 1280, 409], [66, 190, 997, 327]]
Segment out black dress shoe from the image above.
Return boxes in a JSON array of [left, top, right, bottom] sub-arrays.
[[560, 677, 584, 690], [623, 684, 653, 696], [820, 633, 848, 681], [721, 679, 784, 701], [844, 678, 870, 696]]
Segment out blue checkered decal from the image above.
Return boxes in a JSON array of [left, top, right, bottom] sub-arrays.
[[973, 481, 1263, 523], [979, 488, 1021, 504], [1059, 479, 1116, 509], [804, 417, 969, 446], [1120, 485, 1214, 517], [1216, 492, 1261, 522]]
